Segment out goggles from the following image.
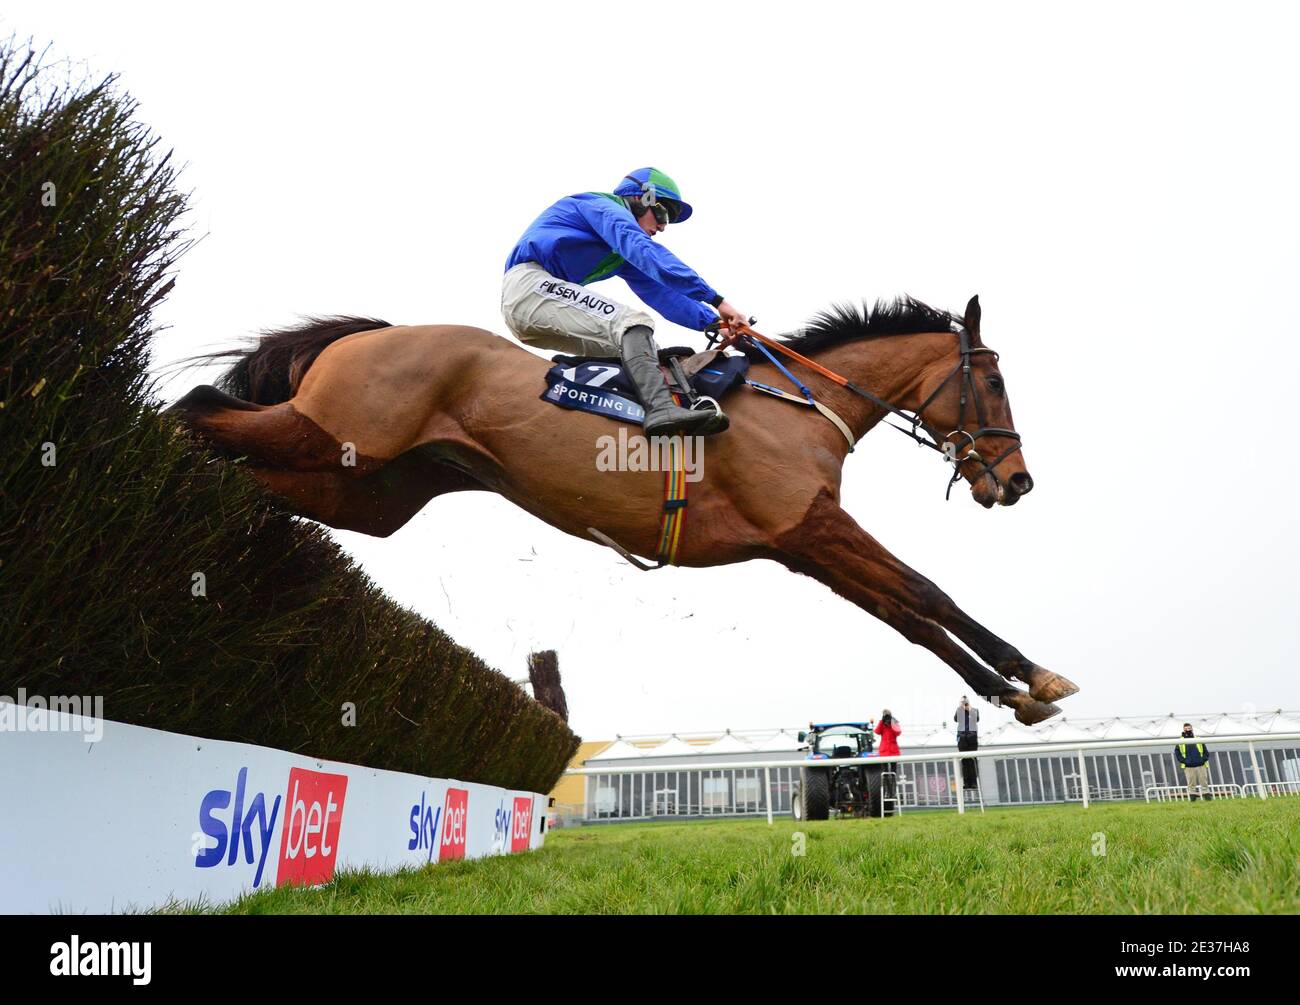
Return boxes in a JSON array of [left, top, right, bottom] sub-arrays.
[[648, 199, 680, 226]]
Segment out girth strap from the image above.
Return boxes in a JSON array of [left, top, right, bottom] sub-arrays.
[[656, 437, 688, 566], [585, 417, 691, 572]]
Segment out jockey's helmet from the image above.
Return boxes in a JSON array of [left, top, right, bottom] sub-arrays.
[[615, 167, 693, 224]]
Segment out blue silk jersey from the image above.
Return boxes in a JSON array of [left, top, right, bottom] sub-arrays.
[[505, 192, 721, 331]]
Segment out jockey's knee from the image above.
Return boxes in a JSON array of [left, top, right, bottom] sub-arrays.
[[619, 307, 655, 336]]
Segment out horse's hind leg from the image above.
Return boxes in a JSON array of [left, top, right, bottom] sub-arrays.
[[248, 450, 482, 537], [170, 384, 265, 416], [169, 384, 377, 473], [171, 385, 484, 536]]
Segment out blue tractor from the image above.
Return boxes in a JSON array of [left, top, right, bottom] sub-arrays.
[[791, 722, 895, 820]]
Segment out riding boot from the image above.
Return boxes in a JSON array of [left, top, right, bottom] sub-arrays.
[[620, 325, 727, 437]]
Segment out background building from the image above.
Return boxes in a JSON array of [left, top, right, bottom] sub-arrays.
[[555, 710, 1300, 823]]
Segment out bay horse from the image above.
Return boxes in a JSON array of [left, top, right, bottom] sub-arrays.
[[169, 294, 1078, 724]]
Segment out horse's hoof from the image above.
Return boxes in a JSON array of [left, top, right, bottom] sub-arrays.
[[1025, 666, 1080, 704], [1003, 692, 1062, 726]]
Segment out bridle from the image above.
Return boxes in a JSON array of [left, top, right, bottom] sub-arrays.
[[716, 320, 1024, 500], [909, 325, 1024, 499]]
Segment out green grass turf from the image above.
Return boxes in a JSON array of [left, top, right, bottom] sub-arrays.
[[183, 798, 1300, 915]]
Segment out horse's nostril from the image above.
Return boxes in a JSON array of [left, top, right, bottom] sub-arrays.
[[1009, 472, 1034, 495]]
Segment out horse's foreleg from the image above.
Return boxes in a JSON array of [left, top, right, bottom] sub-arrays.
[[773, 491, 1067, 723], [928, 601, 1079, 704], [787, 491, 1077, 702], [859, 593, 1059, 726]]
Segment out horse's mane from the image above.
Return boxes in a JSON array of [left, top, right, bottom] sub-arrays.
[[740, 295, 961, 361]]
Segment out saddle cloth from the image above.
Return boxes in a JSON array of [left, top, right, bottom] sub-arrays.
[[540, 347, 750, 423]]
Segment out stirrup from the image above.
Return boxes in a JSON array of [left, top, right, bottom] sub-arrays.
[[691, 395, 729, 434]]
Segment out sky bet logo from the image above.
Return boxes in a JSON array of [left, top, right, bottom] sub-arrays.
[[491, 795, 533, 854], [278, 768, 348, 886], [442, 788, 468, 860], [195, 766, 348, 888], [407, 787, 468, 863], [511, 796, 533, 853], [492, 798, 511, 854]]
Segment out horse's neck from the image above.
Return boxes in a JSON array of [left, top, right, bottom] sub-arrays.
[[812, 331, 956, 437]]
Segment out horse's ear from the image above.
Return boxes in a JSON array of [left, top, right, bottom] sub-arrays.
[[964, 295, 982, 344]]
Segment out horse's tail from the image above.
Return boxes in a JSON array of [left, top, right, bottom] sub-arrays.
[[196, 316, 394, 405]]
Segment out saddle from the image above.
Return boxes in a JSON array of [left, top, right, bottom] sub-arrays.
[[540, 347, 750, 424]]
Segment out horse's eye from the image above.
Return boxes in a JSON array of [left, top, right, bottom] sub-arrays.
[[987, 376, 1004, 394]]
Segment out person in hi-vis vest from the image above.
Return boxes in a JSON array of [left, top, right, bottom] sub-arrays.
[[1175, 724, 1213, 801]]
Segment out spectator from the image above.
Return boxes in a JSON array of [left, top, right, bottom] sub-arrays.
[[875, 710, 901, 757], [954, 695, 980, 790], [1175, 723, 1212, 801], [875, 710, 902, 814]]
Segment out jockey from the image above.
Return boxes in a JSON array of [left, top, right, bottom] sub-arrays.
[[502, 167, 749, 437]]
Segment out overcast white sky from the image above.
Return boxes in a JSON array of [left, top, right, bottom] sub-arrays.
[[12, 2, 1298, 739]]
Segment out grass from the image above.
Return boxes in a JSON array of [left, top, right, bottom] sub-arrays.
[[189, 798, 1300, 915]]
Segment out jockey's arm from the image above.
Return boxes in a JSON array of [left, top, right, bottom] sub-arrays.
[[575, 196, 721, 304], [622, 265, 719, 332]]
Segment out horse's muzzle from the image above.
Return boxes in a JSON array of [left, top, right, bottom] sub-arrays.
[[997, 471, 1035, 506], [972, 473, 999, 508]]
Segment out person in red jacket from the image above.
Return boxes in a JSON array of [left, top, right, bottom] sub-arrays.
[[874, 710, 902, 812], [875, 710, 902, 756]]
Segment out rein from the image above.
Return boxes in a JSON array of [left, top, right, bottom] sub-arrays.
[[717, 320, 1023, 499]]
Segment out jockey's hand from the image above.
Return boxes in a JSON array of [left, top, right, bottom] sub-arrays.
[[705, 318, 742, 350], [716, 300, 750, 330]]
